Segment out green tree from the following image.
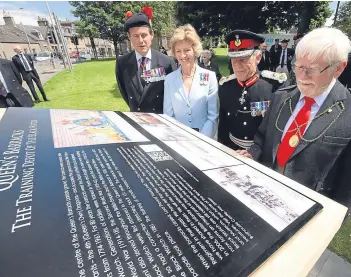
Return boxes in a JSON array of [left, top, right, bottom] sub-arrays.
[[334, 1, 351, 37], [74, 20, 99, 59], [176, 1, 332, 36], [70, 1, 176, 56]]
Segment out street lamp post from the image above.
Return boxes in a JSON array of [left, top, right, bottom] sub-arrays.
[[19, 8, 32, 53]]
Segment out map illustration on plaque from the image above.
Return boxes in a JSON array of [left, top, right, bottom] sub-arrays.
[[50, 109, 148, 147], [0, 108, 322, 277]]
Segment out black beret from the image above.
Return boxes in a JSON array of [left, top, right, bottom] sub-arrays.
[[124, 12, 150, 32], [225, 30, 265, 59], [281, 39, 290, 43]]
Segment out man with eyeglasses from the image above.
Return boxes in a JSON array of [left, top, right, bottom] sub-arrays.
[[218, 30, 288, 151], [238, 27, 351, 215]]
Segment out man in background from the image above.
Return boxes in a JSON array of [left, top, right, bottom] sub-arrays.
[[0, 58, 34, 108], [258, 42, 270, 71], [276, 39, 295, 78], [269, 38, 282, 70], [199, 50, 222, 82], [12, 45, 50, 104]]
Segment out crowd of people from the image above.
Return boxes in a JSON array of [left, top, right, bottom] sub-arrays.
[[116, 9, 351, 219]]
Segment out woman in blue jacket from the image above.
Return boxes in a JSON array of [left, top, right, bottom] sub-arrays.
[[164, 24, 219, 138]]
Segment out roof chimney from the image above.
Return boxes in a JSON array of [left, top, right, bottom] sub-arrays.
[[3, 10, 15, 26], [37, 16, 49, 26]]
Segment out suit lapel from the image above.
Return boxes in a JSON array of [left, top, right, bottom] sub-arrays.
[[127, 51, 143, 98], [139, 50, 160, 105], [272, 88, 301, 163], [289, 81, 348, 160]]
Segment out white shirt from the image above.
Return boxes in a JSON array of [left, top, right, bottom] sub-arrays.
[[282, 78, 337, 139], [0, 70, 9, 92], [279, 49, 288, 66], [135, 49, 152, 72], [19, 54, 32, 71]]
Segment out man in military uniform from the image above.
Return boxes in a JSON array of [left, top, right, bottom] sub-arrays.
[[218, 30, 288, 150], [116, 8, 176, 113]]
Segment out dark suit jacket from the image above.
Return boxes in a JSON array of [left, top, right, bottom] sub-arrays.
[[277, 48, 295, 72], [116, 49, 176, 113], [12, 53, 39, 82], [257, 51, 271, 71], [0, 58, 34, 107], [199, 61, 222, 82], [248, 81, 351, 211], [269, 44, 282, 68]]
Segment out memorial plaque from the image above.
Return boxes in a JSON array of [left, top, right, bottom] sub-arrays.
[[0, 108, 322, 277]]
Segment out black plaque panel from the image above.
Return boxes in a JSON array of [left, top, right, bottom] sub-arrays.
[[0, 108, 322, 277]]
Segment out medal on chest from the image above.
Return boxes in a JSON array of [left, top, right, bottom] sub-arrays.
[[239, 89, 247, 105]]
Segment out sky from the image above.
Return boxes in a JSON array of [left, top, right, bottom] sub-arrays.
[[0, 1, 339, 27], [0, 1, 76, 25]]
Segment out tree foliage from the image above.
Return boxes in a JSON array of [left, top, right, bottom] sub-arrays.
[[176, 1, 332, 37], [73, 20, 99, 58], [70, 1, 176, 55], [334, 1, 351, 37]]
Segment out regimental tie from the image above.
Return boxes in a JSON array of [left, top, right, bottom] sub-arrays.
[[276, 97, 315, 167], [139, 57, 147, 87], [280, 50, 286, 67]]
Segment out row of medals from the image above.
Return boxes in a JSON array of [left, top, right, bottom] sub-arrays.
[[239, 89, 300, 148]]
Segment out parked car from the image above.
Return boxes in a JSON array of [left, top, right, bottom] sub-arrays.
[[70, 51, 79, 58], [35, 51, 52, 62], [79, 51, 91, 61]]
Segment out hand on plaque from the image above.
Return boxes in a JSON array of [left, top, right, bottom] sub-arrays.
[[236, 150, 253, 159]]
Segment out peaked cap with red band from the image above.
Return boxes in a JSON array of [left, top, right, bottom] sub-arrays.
[[124, 6, 153, 32], [225, 30, 265, 59]]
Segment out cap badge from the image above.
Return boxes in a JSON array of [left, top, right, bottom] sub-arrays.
[[234, 35, 241, 47]]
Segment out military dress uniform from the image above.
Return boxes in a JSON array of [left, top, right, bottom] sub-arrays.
[[116, 8, 176, 114], [218, 30, 287, 150], [218, 71, 287, 150]]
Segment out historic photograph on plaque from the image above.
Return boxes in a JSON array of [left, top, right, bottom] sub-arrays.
[[0, 108, 322, 277]]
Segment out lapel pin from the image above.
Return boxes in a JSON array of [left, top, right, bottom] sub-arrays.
[[328, 108, 332, 113]]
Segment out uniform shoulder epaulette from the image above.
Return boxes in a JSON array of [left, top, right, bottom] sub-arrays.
[[278, 85, 297, 91], [261, 70, 287, 83], [219, 74, 236, 86]]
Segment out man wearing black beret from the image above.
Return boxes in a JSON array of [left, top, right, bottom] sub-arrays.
[[218, 30, 288, 151], [116, 7, 176, 113], [276, 39, 295, 77]]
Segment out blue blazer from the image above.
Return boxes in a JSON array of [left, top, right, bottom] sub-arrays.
[[163, 65, 219, 138]]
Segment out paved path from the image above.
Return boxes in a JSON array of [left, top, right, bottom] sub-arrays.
[[21, 59, 65, 95], [308, 250, 351, 277]]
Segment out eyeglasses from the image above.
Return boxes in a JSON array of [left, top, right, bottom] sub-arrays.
[[292, 64, 334, 76]]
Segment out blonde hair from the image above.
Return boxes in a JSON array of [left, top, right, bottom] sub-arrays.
[[296, 27, 351, 64], [170, 24, 203, 58]]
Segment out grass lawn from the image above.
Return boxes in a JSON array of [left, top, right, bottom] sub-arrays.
[[37, 59, 129, 111], [38, 49, 351, 263]]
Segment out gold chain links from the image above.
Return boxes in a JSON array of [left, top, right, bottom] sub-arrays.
[[275, 97, 345, 143]]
